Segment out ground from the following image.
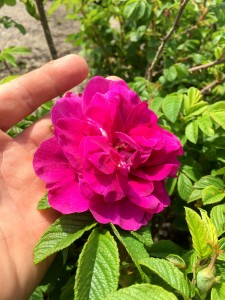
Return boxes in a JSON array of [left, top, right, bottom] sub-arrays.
[[0, 2, 80, 79]]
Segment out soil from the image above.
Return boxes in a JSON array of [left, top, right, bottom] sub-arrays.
[[0, 2, 80, 79]]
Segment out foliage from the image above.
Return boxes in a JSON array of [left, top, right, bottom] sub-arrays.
[[1, 0, 225, 299]]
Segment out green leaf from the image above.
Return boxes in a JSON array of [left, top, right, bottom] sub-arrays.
[[177, 173, 193, 201], [149, 97, 163, 115], [111, 224, 149, 282], [123, 0, 148, 21], [211, 283, 225, 300], [149, 240, 184, 258], [185, 207, 212, 259], [166, 254, 186, 268], [210, 101, 225, 111], [0, 75, 19, 84], [210, 204, 225, 236], [34, 213, 97, 264], [105, 284, 178, 300], [140, 257, 189, 298], [60, 276, 75, 300], [194, 176, 224, 189], [202, 185, 225, 205], [6, 46, 31, 54], [187, 189, 202, 203], [181, 164, 201, 182], [163, 66, 177, 82], [217, 238, 225, 261], [162, 95, 182, 123], [4, 0, 16, 6], [74, 228, 119, 300], [210, 111, 225, 130], [199, 208, 218, 245], [198, 115, 215, 136], [37, 194, 50, 210], [183, 87, 202, 114], [185, 121, 199, 143], [130, 225, 153, 248]]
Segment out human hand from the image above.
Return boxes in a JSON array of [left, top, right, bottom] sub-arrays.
[[0, 55, 88, 300]]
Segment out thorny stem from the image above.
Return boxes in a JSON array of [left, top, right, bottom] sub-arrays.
[[35, 0, 58, 60], [145, 0, 189, 81], [200, 75, 225, 95], [189, 57, 225, 73]]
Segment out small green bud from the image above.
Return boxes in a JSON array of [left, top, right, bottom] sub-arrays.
[[196, 265, 215, 297]]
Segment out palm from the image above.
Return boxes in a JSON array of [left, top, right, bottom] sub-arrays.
[[0, 55, 88, 299]]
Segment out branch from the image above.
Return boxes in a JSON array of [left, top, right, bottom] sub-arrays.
[[200, 76, 225, 95], [35, 0, 58, 60], [146, 0, 189, 81], [189, 57, 225, 73]]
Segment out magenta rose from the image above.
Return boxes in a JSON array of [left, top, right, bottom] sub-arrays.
[[33, 76, 183, 230]]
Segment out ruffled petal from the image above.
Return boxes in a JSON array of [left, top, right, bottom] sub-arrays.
[[55, 118, 101, 170], [83, 76, 129, 109], [48, 180, 89, 214], [89, 197, 148, 230], [33, 137, 73, 183], [133, 163, 179, 180], [51, 94, 84, 126]]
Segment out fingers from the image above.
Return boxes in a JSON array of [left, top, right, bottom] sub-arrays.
[[14, 74, 122, 154], [14, 114, 52, 154], [0, 54, 88, 131]]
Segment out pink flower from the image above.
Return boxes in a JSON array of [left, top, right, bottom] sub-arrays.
[[33, 76, 183, 230]]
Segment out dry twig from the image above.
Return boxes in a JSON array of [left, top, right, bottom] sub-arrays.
[[189, 57, 225, 73], [146, 0, 189, 81], [200, 76, 225, 95]]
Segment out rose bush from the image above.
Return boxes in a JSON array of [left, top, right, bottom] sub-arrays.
[[33, 76, 183, 230]]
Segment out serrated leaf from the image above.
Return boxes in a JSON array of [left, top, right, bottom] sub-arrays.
[[131, 225, 153, 247], [123, 0, 147, 21], [211, 283, 225, 299], [202, 185, 225, 205], [182, 164, 201, 182], [37, 193, 50, 210], [185, 207, 212, 259], [163, 66, 177, 82], [186, 102, 208, 117], [210, 204, 225, 236], [210, 101, 225, 111], [187, 189, 202, 203], [210, 111, 225, 130], [149, 97, 163, 114], [162, 95, 182, 123], [166, 254, 186, 268], [199, 208, 218, 245], [217, 238, 225, 261], [198, 115, 215, 136], [188, 87, 202, 106], [178, 173, 193, 201], [111, 224, 149, 282], [149, 240, 184, 258], [194, 176, 224, 189], [140, 257, 189, 298], [105, 284, 178, 300], [185, 121, 198, 143], [74, 228, 119, 300], [34, 213, 97, 264], [182, 250, 198, 274]]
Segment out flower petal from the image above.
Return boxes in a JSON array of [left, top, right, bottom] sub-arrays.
[[89, 197, 148, 230], [48, 180, 89, 214], [33, 136, 73, 183], [55, 118, 101, 170], [51, 94, 84, 126]]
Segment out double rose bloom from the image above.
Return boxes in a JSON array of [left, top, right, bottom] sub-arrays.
[[33, 77, 183, 230]]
